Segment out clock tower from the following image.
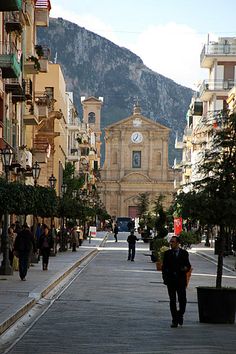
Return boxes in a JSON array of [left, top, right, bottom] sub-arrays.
[[100, 103, 174, 218]]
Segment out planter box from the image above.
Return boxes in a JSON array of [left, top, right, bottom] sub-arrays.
[[197, 286, 236, 324], [156, 261, 162, 271]]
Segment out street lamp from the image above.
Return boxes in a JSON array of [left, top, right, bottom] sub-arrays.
[[49, 174, 57, 189], [0, 146, 14, 275], [31, 161, 41, 263], [61, 183, 67, 195], [48, 174, 57, 255], [32, 161, 41, 186], [60, 183, 67, 251]]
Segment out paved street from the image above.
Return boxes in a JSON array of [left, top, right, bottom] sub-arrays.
[[0, 232, 236, 354]]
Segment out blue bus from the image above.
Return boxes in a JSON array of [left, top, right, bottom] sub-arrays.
[[116, 217, 132, 232]]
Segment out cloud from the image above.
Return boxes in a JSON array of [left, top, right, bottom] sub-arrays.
[[129, 22, 207, 89], [50, 4, 208, 89], [50, 4, 120, 44]]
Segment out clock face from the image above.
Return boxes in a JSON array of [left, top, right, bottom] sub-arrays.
[[131, 132, 143, 143]]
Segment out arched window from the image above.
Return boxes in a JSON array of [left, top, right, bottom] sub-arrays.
[[88, 112, 95, 124]]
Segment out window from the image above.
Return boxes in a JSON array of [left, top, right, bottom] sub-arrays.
[[88, 112, 95, 124], [132, 151, 141, 168]]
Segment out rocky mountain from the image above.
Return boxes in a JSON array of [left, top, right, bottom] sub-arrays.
[[38, 17, 193, 164]]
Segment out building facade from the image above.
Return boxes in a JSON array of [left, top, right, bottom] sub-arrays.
[[100, 104, 175, 218], [175, 36, 236, 190]]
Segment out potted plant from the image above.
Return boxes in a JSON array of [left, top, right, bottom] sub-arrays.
[[151, 237, 169, 268], [155, 245, 169, 270], [35, 44, 44, 58], [175, 109, 236, 324], [179, 230, 200, 249]]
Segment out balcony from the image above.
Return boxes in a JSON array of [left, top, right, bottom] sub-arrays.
[[0, 42, 21, 78], [5, 78, 25, 103], [23, 103, 39, 125], [35, 0, 51, 27], [22, 78, 33, 101], [0, 0, 22, 12], [36, 45, 50, 72], [24, 56, 40, 74], [199, 79, 236, 101], [200, 42, 236, 68], [5, 12, 23, 34]]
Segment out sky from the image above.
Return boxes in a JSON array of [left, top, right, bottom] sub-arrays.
[[50, 0, 236, 89]]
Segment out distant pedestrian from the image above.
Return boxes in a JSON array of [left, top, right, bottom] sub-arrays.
[[127, 230, 139, 261], [162, 236, 191, 328], [78, 226, 84, 246], [113, 223, 119, 242], [38, 225, 54, 270], [14, 223, 36, 281], [8, 226, 16, 266], [71, 226, 79, 251]]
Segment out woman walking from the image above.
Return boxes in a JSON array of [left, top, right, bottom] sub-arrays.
[[38, 225, 53, 270]]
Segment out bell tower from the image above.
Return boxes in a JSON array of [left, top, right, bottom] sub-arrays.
[[81, 96, 103, 165]]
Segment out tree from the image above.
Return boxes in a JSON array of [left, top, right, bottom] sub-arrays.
[[153, 195, 168, 238]]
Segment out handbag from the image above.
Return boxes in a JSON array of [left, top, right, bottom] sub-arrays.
[[13, 255, 19, 271]]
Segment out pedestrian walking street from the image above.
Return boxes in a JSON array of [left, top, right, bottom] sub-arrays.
[[0, 231, 236, 354]]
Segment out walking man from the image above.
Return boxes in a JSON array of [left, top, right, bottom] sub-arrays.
[[162, 236, 191, 328], [14, 223, 36, 281], [127, 230, 139, 261], [113, 223, 118, 242]]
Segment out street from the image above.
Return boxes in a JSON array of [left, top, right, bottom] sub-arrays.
[[1, 232, 236, 354]]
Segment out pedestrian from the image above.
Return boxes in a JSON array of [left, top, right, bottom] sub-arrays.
[[113, 223, 119, 242], [8, 226, 16, 266], [162, 236, 192, 328], [127, 230, 139, 261], [71, 226, 79, 251], [38, 225, 53, 270], [14, 223, 36, 281], [78, 226, 84, 246]]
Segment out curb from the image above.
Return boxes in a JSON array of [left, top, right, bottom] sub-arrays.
[[196, 251, 236, 272]]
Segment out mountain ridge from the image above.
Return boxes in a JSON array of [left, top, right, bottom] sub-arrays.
[[38, 17, 193, 163]]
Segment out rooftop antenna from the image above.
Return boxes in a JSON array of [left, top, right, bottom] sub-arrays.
[[54, 52, 57, 64]]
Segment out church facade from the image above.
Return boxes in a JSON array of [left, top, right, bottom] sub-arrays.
[[99, 104, 175, 219]]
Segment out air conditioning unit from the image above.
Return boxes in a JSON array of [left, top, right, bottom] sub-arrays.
[[25, 150, 32, 168]]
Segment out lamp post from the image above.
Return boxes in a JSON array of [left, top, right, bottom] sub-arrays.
[[0, 146, 14, 275], [60, 183, 67, 251], [49, 174, 57, 255], [31, 161, 41, 263], [32, 161, 41, 187]]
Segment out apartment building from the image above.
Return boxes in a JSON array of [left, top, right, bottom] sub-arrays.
[[175, 37, 236, 189], [0, 0, 51, 185]]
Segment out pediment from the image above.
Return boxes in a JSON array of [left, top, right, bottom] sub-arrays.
[[121, 172, 152, 183], [106, 114, 170, 132]]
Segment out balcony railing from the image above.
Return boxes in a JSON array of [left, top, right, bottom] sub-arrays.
[[201, 43, 236, 63], [0, 0, 22, 12], [35, 0, 51, 27], [22, 79, 33, 100], [5, 78, 25, 103], [199, 79, 236, 99], [0, 42, 21, 78], [23, 103, 39, 125], [5, 11, 23, 34]]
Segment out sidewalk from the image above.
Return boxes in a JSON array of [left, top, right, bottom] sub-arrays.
[[192, 241, 236, 272], [0, 232, 108, 335]]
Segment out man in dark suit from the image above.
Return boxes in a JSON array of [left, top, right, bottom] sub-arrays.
[[162, 236, 191, 328]]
